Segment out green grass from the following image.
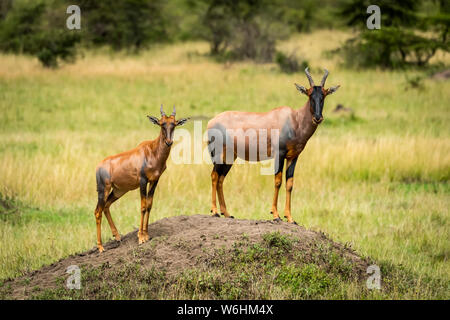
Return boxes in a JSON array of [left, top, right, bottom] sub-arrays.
[[0, 30, 448, 298]]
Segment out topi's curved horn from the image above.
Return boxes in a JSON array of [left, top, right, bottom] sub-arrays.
[[320, 69, 329, 87], [171, 105, 176, 116], [305, 67, 315, 87], [160, 104, 166, 116]]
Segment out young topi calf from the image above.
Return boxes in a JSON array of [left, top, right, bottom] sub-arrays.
[[207, 68, 340, 223], [94, 105, 189, 252]]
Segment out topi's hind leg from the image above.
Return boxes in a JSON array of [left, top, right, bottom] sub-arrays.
[[208, 135, 220, 217], [216, 163, 233, 218], [210, 168, 219, 217], [104, 189, 125, 241], [94, 201, 104, 252], [94, 182, 111, 253]]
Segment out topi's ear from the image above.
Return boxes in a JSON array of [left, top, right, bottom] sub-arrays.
[[295, 83, 308, 96], [176, 117, 189, 126], [147, 115, 160, 126], [326, 85, 341, 95]]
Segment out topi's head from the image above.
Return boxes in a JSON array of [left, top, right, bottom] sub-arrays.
[[295, 68, 340, 125], [147, 105, 189, 147]]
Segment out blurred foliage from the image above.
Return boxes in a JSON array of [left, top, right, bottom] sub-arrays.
[[77, 0, 167, 52], [0, 0, 80, 67], [0, 0, 13, 20], [191, 0, 342, 62], [0, 0, 447, 68], [335, 0, 449, 68], [191, 0, 289, 62], [275, 49, 308, 73]]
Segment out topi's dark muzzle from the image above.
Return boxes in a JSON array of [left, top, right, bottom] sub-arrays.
[[312, 115, 323, 125]]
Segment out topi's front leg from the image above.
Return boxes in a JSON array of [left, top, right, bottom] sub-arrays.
[[271, 172, 283, 221], [284, 157, 298, 224], [271, 153, 285, 222], [143, 179, 159, 242], [138, 177, 148, 244]]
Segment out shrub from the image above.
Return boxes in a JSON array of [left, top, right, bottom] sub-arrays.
[[78, 0, 167, 52], [0, 1, 80, 68], [275, 50, 308, 73], [199, 0, 289, 62], [335, 0, 449, 69]]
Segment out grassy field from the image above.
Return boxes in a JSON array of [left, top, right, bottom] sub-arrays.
[[0, 30, 449, 299]]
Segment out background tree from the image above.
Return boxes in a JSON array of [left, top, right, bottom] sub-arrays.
[[336, 0, 449, 68], [193, 0, 290, 62], [0, 0, 13, 20], [0, 1, 80, 67], [0, 0, 446, 68], [78, 0, 167, 52]]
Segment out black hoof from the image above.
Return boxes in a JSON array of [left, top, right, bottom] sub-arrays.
[[292, 221, 298, 225], [284, 215, 288, 219], [229, 216, 234, 219], [273, 218, 282, 222], [212, 213, 220, 218]]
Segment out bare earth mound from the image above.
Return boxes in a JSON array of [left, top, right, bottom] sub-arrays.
[[2, 215, 371, 299]]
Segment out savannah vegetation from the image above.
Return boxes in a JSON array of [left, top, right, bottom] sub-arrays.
[[0, 0, 448, 299]]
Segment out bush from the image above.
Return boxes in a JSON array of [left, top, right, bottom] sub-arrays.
[[275, 50, 308, 73], [336, 27, 449, 69], [199, 0, 289, 62], [229, 19, 279, 62], [0, 1, 80, 68], [335, 0, 449, 69], [34, 30, 80, 68], [78, 0, 167, 52], [0, 0, 13, 21]]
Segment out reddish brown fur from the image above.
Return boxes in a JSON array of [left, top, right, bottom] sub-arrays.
[[94, 110, 188, 252], [207, 69, 340, 223]]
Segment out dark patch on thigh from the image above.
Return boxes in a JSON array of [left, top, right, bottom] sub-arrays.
[[208, 124, 228, 164], [140, 158, 148, 180], [96, 167, 110, 187], [286, 157, 298, 180], [148, 180, 159, 197], [139, 160, 149, 197], [279, 118, 295, 150], [213, 163, 233, 177], [274, 150, 286, 174], [96, 167, 111, 201]]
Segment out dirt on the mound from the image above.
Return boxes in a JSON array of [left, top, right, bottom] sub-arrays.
[[3, 215, 370, 299]]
